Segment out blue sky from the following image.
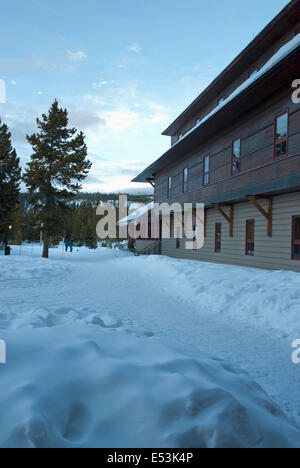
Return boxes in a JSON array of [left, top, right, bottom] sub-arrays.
[[0, 0, 289, 193]]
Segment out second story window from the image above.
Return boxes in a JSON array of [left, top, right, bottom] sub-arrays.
[[183, 168, 188, 193], [167, 176, 172, 198], [231, 138, 241, 175], [274, 111, 288, 159], [203, 155, 210, 186]]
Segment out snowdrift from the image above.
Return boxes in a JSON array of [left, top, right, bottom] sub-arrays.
[[1, 315, 300, 448]]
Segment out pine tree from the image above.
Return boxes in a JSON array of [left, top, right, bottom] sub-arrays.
[[23, 100, 92, 258], [0, 121, 21, 240]]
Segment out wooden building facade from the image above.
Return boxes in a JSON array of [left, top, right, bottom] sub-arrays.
[[132, 0, 300, 272]]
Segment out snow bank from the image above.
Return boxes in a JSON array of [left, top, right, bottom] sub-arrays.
[[1, 252, 300, 448], [0, 310, 299, 447], [137, 256, 300, 338]]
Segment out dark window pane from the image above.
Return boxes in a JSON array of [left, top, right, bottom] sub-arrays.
[[294, 219, 300, 240], [276, 140, 287, 157], [232, 160, 240, 173], [247, 242, 255, 255], [294, 244, 300, 259]]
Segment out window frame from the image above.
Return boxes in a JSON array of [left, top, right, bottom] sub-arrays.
[[231, 138, 242, 175], [167, 176, 172, 199], [245, 219, 255, 256], [182, 167, 188, 193], [292, 216, 300, 261], [274, 110, 289, 160], [203, 154, 210, 187], [215, 222, 222, 253]]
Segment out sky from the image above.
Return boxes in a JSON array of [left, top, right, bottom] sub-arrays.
[[0, 0, 290, 194]]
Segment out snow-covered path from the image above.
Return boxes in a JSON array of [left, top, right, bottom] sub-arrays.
[[3, 246, 300, 423], [1, 246, 300, 447]]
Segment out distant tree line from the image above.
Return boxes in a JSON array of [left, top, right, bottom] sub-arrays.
[[0, 100, 151, 256]]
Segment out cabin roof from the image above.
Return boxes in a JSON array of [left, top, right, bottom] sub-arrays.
[[133, 34, 300, 183]]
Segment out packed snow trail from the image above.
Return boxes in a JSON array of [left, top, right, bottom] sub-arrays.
[[1, 245, 300, 447]]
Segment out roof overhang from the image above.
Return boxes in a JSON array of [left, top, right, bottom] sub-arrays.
[[162, 0, 300, 137], [132, 44, 300, 183]]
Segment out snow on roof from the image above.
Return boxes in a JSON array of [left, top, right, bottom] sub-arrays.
[[118, 202, 154, 226], [172, 33, 300, 147]]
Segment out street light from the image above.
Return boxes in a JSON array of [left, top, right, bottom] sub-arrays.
[[4, 223, 12, 256]]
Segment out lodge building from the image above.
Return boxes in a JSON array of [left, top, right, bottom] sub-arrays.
[[132, 0, 300, 272]]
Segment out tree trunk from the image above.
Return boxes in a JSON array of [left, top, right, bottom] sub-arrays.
[[43, 230, 49, 258]]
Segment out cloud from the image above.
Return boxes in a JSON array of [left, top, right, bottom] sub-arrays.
[[127, 43, 142, 53], [67, 51, 88, 62], [11, 80, 16, 85], [84, 175, 106, 185], [68, 109, 106, 130], [92, 80, 114, 89]]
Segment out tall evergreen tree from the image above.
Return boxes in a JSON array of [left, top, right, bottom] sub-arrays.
[[23, 100, 92, 258], [0, 121, 21, 241]]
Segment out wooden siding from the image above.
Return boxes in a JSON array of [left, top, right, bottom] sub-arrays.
[[155, 88, 300, 205], [160, 192, 300, 272]]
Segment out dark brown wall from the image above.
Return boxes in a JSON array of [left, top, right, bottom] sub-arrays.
[[155, 88, 300, 205]]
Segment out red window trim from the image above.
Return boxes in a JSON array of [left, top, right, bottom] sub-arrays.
[[231, 138, 242, 176], [274, 110, 289, 160], [215, 222, 222, 253], [203, 154, 210, 187], [245, 219, 255, 256], [292, 216, 300, 261], [167, 176, 172, 199], [182, 167, 188, 193]]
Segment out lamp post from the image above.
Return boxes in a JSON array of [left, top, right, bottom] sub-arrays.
[[4, 223, 12, 256]]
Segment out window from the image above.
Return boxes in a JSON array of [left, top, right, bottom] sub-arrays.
[[246, 220, 255, 256], [203, 155, 210, 186], [231, 138, 241, 175], [183, 168, 188, 193], [215, 223, 222, 253], [274, 111, 288, 159], [167, 176, 172, 198], [292, 216, 300, 260]]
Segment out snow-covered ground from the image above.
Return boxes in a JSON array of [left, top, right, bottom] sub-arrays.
[[0, 245, 300, 448]]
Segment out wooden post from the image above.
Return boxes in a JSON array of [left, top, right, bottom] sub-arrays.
[[246, 195, 272, 237], [213, 203, 234, 237]]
